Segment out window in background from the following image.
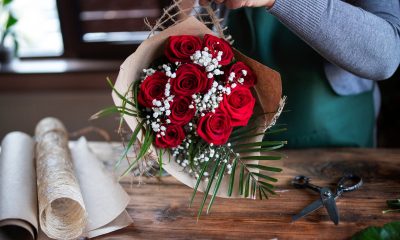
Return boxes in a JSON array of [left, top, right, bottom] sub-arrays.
[[12, 0, 63, 57], [57, 0, 171, 59]]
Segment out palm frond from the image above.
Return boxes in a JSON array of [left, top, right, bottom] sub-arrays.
[[207, 162, 226, 214], [190, 160, 211, 207], [227, 157, 237, 197], [197, 158, 221, 220]]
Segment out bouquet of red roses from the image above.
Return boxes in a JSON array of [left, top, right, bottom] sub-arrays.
[[139, 33, 256, 150], [93, 16, 285, 217]]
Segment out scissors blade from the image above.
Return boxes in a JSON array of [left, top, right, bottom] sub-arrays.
[[292, 199, 323, 222], [324, 196, 339, 225]]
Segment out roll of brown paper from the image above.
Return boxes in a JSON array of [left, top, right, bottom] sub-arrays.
[[35, 117, 86, 240], [0, 132, 37, 240]]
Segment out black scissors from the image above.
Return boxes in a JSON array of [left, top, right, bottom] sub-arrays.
[[291, 174, 363, 225]]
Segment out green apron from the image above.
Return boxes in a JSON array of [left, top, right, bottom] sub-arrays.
[[228, 8, 375, 148]]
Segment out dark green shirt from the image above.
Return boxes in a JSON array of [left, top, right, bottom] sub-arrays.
[[228, 8, 375, 148]]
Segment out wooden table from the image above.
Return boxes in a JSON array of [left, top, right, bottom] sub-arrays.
[[89, 143, 400, 240]]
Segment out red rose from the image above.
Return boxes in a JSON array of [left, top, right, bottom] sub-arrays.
[[203, 34, 234, 66], [165, 35, 202, 63], [138, 71, 168, 108], [220, 85, 256, 127], [169, 96, 195, 125], [154, 124, 185, 148], [225, 61, 256, 88], [171, 64, 211, 96], [197, 110, 233, 145]]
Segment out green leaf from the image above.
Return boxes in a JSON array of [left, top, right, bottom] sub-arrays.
[[246, 164, 282, 173], [260, 187, 269, 199], [241, 155, 281, 161], [189, 160, 210, 207], [260, 184, 277, 195], [258, 186, 263, 200], [107, 77, 136, 108], [136, 128, 153, 160], [5, 13, 17, 29], [227, 158, 237, 197], [250, 179, 257, 199], [121, 128, 154, 177], [351, 222, 400, 240], [265, 128, 288, 135], [258, 181, 275, 190], [188, 140, 195, 171], [207, 162, 226, 214], [251, 172, 278, 183], [238, 164, 245, 195], [229, 128, 286, 143], [229, 132, 265, 142], [230, 126, 258, 138], [198, 159, 221, 219], [2, 0, 13, 6], [244, 173, 250, 198], [234, 141, 287, 149], [158, 148, 163, 177], [235, 144, 285, 153], [90, 106, 137, 120], [115, 121, 144, 168]]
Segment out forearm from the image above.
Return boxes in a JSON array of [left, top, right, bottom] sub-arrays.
[[268, 0, 400, 80]]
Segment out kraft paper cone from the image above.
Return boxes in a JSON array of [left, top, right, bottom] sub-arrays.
[[112, 16, 282, 198]]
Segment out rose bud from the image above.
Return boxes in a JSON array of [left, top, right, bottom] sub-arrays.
[[197, 110, 233, 145], [203, 34, 234, 66], [220, 85, 256, 127], [154, 124, 185, 149], [165, 35, 202, 63], [138, 71, 169, 108]]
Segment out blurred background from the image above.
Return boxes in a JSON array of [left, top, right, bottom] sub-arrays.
[[0, 0, 399, 146], [0, 0, 171, 141]]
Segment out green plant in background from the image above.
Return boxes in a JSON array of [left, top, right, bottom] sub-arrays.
[[0, 0, 19, 59]]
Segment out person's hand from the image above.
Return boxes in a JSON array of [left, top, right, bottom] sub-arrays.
[[199, 0, 275, 9]]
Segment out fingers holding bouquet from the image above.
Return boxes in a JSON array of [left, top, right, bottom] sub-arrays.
[[199, 0, 275, 9]]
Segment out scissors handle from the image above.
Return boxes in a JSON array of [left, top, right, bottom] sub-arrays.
[[336, 174, 363, 196], [292, 175, 322, 193]]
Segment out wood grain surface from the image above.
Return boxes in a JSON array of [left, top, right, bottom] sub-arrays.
[[88, 143, 400, 240]]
